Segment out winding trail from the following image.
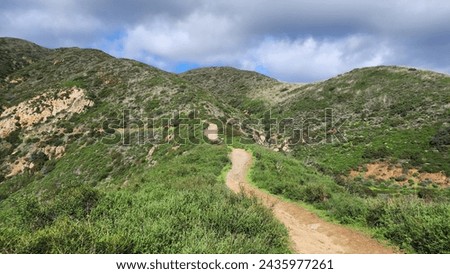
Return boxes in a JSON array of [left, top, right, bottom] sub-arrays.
[[226, 148, 396, 254]]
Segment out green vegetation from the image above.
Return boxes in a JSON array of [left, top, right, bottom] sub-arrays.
[[294, 125, 450, 176], [0, 144, 290, 253], [230, 98, 267, 116], [0, 38, 49, 81], [1, 38, 449, 254], [430, 126, 450, 152], [62, 79, 87, 88], [248, 145, 336, 203], [247, 145, 450, 254], [180, 66, 282, 112]]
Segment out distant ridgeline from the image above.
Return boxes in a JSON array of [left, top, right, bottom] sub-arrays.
[[0, 37, 449, 254]]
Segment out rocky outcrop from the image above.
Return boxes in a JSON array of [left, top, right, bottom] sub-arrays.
[[43, 145, 66, 160], [146, 145, 158, 166], [0, 87, 94, 138], [253, 130, 291, 152], [1, 87, 94, 177]]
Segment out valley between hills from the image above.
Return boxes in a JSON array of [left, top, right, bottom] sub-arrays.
[[1, 37, 449, 254]]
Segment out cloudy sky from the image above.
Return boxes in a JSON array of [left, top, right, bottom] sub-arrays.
[[1, 0, 449, 82]]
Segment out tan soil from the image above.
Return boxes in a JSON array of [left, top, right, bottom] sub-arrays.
[[204, 123, 219, 142], [0, 87, 93, 138], [350, 162, 449, 187], [226, 148, 396, 254], [1, 87, 93, 177], [7, 157, 34, 177], [42, 145, 66, 160]]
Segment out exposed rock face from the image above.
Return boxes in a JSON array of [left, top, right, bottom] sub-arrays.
[[1, 87, 93, 177], [6, 145, 66, 177], [253, 131, 266, 145], [253, 130, 291, 152], [7, 157, 34, 177], [0, 87, 94, 138], [43, 145, 66, 160], [146, 145, 158, 166]]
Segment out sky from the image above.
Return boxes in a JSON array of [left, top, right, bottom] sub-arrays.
[[1, 0, 449, 82]]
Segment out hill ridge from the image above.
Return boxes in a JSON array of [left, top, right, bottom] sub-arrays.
[[0, 37, 449, 254]]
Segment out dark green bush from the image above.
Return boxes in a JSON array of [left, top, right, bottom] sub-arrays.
[[325, 194, 368, 224], [362, 146, 389, 159], [30, 151, 49, 171], [379, 199, 450, 253], [430, 126, 450, 151], [300, 183, 331, 203], [365, 199, 387, 227], [5, 129, 21, 146], [41, 159, 57, 174]]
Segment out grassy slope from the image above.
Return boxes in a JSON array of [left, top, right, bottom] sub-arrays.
[[1, 39, 449, 254], [181, 66, 450, 253], [0, 39, 243, 183], [0, 144, 290, 253], [246, 144, 450, 254], [180, 66, 297, 117], [0, 39, 290, 253], [182, 66, 450, 178], [280, 66, 450, 176]]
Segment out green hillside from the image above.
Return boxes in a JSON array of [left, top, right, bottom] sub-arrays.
[[181, 66, 298, 115], [1, 38, 449, 254]]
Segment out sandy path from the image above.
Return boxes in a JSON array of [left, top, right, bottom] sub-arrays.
[[226, 148, 396, 254]]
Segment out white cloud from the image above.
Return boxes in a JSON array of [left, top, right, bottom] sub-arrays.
[[116, 10, 393, 81], [1, 0, 449, 81], [0, 6, 102, 46], [121, 12, 244, 64], [240, 35, 391, 82]]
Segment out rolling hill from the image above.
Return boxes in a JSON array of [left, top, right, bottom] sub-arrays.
[[0, 38, 449, 254]]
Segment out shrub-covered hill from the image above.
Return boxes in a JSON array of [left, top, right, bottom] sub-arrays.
[[185, 65, 450, 177], [0, 38, 243, 185], [181, 65, 450, 254], [275, 66, 450, 178], [0, 37, 50, 81], [1, 38, 449, 254], [180, 66, 300, 115], [0, 37, 291, 253]]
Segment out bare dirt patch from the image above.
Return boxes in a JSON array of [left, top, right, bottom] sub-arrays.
[[0, 87, 93, 138], [204, 123, 219, 142], [350, 162, 449, 187]]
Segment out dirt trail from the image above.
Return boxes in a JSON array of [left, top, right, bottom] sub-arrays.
[[204, 123, 219, 142], [226, 148, 396, 254]]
